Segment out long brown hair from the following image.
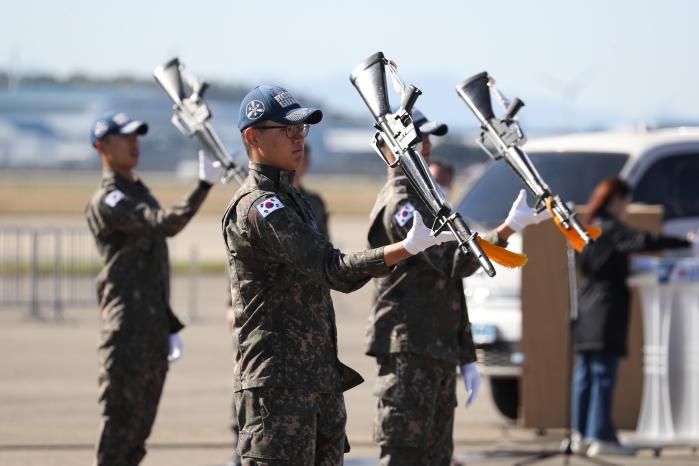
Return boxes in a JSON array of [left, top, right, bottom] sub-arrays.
[[584, 177, 632, 223]]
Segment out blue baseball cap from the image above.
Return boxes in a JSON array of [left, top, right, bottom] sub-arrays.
[[412, 108, 448, 136], [238, 85, 322, 132], [90, 111, 148, 146]]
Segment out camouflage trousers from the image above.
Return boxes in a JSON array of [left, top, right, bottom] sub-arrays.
[[373, 353, 457, 466], [234, 387, 347, 466], [94, 343, 168, 466]]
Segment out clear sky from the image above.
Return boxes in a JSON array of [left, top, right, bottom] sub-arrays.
[[2, 0, 698, 128]]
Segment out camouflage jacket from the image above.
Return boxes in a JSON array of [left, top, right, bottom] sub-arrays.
[[223, 163, 391, 393], [299, 186, 329, 238], [366, 175, 504, 366], [85, 171, 211, 345]]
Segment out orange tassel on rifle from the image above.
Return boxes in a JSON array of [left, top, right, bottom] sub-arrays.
[[476, 237, 528, 269], [546, 198, 602, 252]]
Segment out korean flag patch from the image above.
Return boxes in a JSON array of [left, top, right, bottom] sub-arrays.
[[104, 190, 125, 208], [394, 201, 416, 227], [255, 196, 285, 218]]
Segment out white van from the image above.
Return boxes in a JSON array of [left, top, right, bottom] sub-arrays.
[[456, 127, 699, 419]]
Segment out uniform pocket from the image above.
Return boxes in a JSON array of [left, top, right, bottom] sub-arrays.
[[236, 389, 315, 461], [374, 399, 430, 447], [238, 391, 269, 435], [237, 392, 279, 460]]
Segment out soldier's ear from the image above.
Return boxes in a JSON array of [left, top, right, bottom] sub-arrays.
[[243, 127, 257, 148], [95, 138, 111, 156]]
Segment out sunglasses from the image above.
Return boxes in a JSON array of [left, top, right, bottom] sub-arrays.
[[254, 123, 310, 139]]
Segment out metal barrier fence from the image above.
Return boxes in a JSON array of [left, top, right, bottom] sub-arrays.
[[0, 226, 200, 321]]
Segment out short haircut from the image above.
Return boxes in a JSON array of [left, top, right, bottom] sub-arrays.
[[242, 123, 264, 158]]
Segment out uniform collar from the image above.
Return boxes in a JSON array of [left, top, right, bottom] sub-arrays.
[[100, 170, 146, 194], [101, 170, 132, 190], [249, 162, 296, 191]]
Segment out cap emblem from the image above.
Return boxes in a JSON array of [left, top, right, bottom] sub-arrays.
[[246, 100, 265, 119], [94, 121, 109, 137]]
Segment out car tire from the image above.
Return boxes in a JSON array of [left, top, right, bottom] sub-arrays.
[[490, 376, 519, 420]]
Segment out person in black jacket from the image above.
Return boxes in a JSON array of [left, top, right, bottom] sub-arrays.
[[572, 177, 691, 457]]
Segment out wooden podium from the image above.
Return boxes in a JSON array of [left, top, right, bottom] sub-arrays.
[[520, 205, 663, 429]]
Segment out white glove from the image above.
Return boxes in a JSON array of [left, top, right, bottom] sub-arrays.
[[168, 333, 184, 363], [504, 189, 552, 233], [461, 362, 481, 407], [403, 211, 456, 255], [198, 150, 224, 184]]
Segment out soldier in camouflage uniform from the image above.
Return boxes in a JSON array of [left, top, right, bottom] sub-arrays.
[[366, 109, 549, 465], [85, 112, 222, 466], [223, 141, 329, 466], [223, 86, 456, 466]]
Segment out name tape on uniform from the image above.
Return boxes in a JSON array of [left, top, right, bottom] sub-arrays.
[[394, 201, 416, 227], [255, 196, 285, 218], [105, 190, 125, 208]]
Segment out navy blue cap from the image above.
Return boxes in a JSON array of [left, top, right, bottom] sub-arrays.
[[412, 108, 448, 136], [238, 85, 323, 132], [90, 111, 148, 146]]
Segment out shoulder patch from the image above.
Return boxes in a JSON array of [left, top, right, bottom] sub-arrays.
[[104, 190, 125, 208], [394, 201, 416, 227], [255, 196, 285, 218]]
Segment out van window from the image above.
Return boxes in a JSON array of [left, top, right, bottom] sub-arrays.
[[457, 152, 628, 229], [633, 153, 699, 220]]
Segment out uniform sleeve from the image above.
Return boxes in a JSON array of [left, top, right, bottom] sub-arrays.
[[612, 224, 690, 254], [99, 181, 211, 238], [247, 195, 391, 293], [385, 198, 496, 279]]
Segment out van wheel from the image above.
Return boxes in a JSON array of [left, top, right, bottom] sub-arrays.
[[490, 376, 519, 420]]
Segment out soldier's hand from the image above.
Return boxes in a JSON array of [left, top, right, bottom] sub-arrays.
[[198, 150, 225, 185], [168, 333, 184, 363], [403, 211, 456, 254], [460, 362, 481, 407], [504, 189, 551, 233]]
